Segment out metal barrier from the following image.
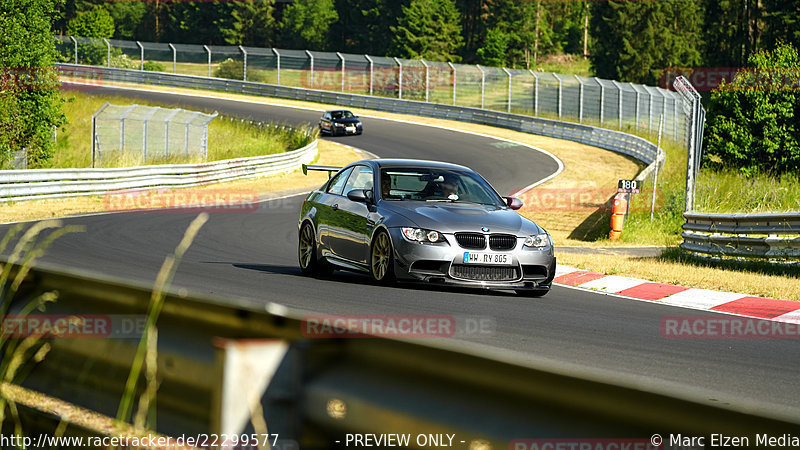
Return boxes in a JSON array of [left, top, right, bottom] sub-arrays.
[[0, 139, 317, 202], [57, 64, 665, 168], [6, 261, 799, 442], [54, 35, 691, 145], [682, 212, 800, 260]]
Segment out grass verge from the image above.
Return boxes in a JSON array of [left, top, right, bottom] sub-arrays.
[[556, 247, 800, 301]]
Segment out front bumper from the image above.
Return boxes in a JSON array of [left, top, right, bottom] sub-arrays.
[[388, 228, 556, 290], [332, 123, 362, 135]]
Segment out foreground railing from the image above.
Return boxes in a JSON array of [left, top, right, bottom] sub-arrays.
[[5, 260, 799, 443]]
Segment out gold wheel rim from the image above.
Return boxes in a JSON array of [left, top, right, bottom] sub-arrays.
[[372, 233, 390, 280], [299, 225, 314, 268]]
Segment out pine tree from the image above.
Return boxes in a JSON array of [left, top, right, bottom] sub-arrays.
[[390, 0, 464, 62], [761, 0, 800, 50], [279, 0, 338, 50], [223, 0, 276, 47], [590, 0, 703, 84]]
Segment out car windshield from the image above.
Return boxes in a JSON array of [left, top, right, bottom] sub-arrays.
[[380, 167, 505, 206], [331, 111, 355, 119]]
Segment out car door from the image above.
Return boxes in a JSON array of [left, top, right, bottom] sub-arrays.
[[330, 165, 375, 265], [316, 166, 353, 257]]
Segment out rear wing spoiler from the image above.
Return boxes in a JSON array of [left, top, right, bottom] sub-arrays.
[[301, 164, 341, 178]]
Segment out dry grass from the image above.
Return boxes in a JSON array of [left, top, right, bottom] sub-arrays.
[[0, 140, 363, 223], [556, 250, 800, 301]]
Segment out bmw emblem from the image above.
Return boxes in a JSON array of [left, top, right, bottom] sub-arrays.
[[481, 227, 490, 232]]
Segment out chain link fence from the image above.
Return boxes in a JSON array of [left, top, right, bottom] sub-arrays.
[[12, 150, 27, 169], [57, 35, 692, 147], [91, 102, 217, 167]]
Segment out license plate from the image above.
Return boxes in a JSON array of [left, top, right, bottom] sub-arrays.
[[346, 126, 356, 133], [463, 252, 511, 265]]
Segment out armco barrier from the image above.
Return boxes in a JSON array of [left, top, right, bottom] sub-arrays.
[[0, 139, 317, 202], [5, 261, 799, 442], [682, 212, 800, 260], [56, 63, 665, 189], [58, 64, 664, 165]]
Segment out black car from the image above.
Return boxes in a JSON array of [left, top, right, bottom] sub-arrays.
[[319, 110, 363, 136]]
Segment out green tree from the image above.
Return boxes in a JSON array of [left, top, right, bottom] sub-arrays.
[[476, 28, 509, 67], [590, 0, 703, 84], [704, 43, 800, 176], [329, 0, 403, 55], [279, 0, 338, 50], [761, 0, 800, 51], [702, 0, 760, 67], [0, 0, 65, 168], [390, 0, 463, 62], [223, 0, 276, 47], [66, 4, 114, 38]]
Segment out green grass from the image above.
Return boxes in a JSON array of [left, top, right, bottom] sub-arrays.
[[694, 169, 800, 213], [50, 91, 315, 168]]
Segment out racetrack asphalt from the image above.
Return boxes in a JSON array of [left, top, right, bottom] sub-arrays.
[[5, 84, 800, 419]]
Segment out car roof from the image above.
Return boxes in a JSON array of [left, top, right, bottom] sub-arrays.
[[325, 109, 352, 113], [349, 159, 473, 171]]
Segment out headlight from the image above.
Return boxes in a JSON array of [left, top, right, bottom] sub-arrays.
[[401, 227, 446, 243], [523, 233, 550, 248]]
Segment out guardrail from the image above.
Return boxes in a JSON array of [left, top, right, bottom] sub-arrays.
[[58, 64, 666, 182], [6, 260, 799, 443], [682, 212, 800, 260], [0, 139, 317, 202]]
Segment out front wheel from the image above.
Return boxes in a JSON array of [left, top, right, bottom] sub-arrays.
[[299, 222, 331, 276], [369, 229, 395, 284]]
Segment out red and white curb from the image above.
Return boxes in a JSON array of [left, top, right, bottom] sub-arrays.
[[554, 265, 800, 323]]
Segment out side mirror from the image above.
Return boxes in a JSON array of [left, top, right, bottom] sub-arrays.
[[347, 189, 370, 203], [505, 197, 523, 210]]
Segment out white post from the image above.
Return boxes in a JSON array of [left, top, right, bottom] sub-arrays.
[[530, 70, 538, 116], [648, 87, 654, 132], [203, 45, 211, 77], [503, 68, 512, 113], [613, 80, 623, 129], [306, 50, 315, 89], [394, 57, 403, 99], [273, 49, 281, 85], [239, 45, 247, 81], [673, 96, 678, 140], [136, 41, 144, 71], [632, 83, 640, 130], [337, 52, 345, 92], [476, 65, 485, 109], [168, 43, 176, 73], [448, 62, 456, 105], [575, 75, 583, 123], [553, 73, 563, 119], [651, 114, 664, 221], [365, 55, 374, 95], [104, 38, 111, 67], [421, 59, 430, 102], [163, 108, 180, 158], [596, 77, 605, 125], [70, 36, 77, 63]]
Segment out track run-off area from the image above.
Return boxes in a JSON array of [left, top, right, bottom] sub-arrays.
[[5, 84, 800, 420]]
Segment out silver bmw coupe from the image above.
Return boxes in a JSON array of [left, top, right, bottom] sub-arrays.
[[297, 159, 556, 296]]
